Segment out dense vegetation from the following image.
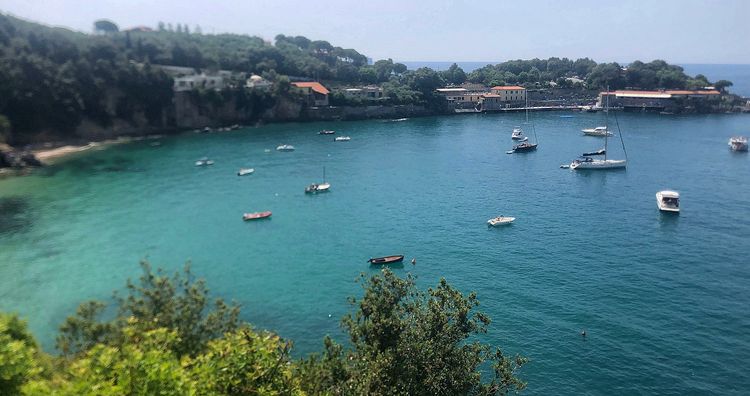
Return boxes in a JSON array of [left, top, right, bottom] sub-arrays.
[[465, 58, 731, 91], [0, 262, 526, 395], [0, 13, 734, 146]]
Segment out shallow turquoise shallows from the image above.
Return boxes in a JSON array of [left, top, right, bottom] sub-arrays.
[[1, 112, 749, 394]]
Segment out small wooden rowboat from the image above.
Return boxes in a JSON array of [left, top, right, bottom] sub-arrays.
[[243, 211, 272, 221], [368, 255, 404, 265]]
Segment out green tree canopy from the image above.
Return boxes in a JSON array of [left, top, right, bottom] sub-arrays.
[[298, 269, 527, 395], [93, 19, 118, 34]]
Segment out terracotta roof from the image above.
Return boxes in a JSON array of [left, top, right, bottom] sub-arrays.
[[292, 82, 330, 95], [491, 86, 525, 90]]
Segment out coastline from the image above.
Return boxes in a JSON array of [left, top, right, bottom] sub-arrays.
[[32, 136, 140, 164]]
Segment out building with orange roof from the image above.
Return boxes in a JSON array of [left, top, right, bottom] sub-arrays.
[[484, 86, 526, 110], [292, 82, 330, 106]]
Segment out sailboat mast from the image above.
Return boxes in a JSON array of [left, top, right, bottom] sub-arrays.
[[604, 87, 609, 161]]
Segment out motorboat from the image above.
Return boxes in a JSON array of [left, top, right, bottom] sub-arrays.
[[237, 168, 254, 176], [656, 190, 680, 213], [582, 126, 613, 137], [276, 145, 295, 151], [511, 127, 525, 140], [195, 157, 214, 166], [334, 136, 351, 141], [729, 136, 748, 152], [368, 255, 405, 265], [487, 216, 515, 226], [319, 129, 336, 135], [570, 157, 626, 170], [243, 211, 272, 221]]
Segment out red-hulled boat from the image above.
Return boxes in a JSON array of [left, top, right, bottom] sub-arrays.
[[243, 211, 272, 221], [368, 255, 404, 265]]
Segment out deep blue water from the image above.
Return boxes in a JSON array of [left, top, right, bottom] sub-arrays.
[[1, 112, 749, 394], [402, 62, 750, 97]]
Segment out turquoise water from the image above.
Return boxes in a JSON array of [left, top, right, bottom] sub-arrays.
[[1, 112, 750, 394]]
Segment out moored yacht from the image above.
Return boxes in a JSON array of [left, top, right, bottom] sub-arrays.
[[570, 156, 626, 169], [570, 88, 627, 170], [729, 136, 748, 152], [334, 136, 351, 141], [511, 127, 525, 140], [656, 190, 680, 213], [582, 126, 613, 137], [276, 144, 295, 151], [305, 167, 331, 193]]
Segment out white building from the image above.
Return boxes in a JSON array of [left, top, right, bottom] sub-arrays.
[[173, 74, 226, 92], [245, 74, 272, 90], [342, 86, 384, 100]]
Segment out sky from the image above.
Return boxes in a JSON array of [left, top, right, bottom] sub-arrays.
[[2, 0, 749, 64]]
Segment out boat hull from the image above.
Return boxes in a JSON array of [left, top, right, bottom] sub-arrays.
[[488, 217, 515, 226], [512, 143, 537, 152], [570, 159, 626, 170], [243, 211, 272, 221], [368, 255, 405, 265]]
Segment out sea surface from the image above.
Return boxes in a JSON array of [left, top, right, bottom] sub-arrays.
[[402, 62, 750, 97], [1, 112, 750, 394]]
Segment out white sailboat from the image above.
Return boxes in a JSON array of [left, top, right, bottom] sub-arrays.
[[305, 167, 330, 193], [570, 88, 627, 170], [509, 96, 538, 153]]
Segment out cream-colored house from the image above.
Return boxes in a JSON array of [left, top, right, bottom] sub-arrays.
[[489, 86, 526, 102]]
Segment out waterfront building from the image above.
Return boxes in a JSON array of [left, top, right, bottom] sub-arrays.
[[598, 89, 721, 111], [292, 82, 330, 106], [173, 73, 226, 92], [489, 86, 527, 103], [342, 86, 384, 100]]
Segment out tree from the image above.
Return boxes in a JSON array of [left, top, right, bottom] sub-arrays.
[[93, 19, 118, 34], [393, 63, 407, 75], [57, 261, 241, 357], [440, 63, 467, 85], [714, 79, 733, 92], [298, 269, 527, 395], [0, 313, 45, 395]]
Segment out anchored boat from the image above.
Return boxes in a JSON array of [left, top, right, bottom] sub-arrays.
[[368, 255, 405, 265], [237, 168, 254, 176], [305, 167, 331, 193], [570, 88, 627, 170], [729, 136, 748, 152], [656, 191, 680, 213], [243, 211, 272, 221], [276, 145, 295, 151], [487, 216, 515, 226]]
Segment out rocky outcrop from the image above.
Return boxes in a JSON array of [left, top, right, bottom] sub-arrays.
[[0, 143, 42, 169]]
